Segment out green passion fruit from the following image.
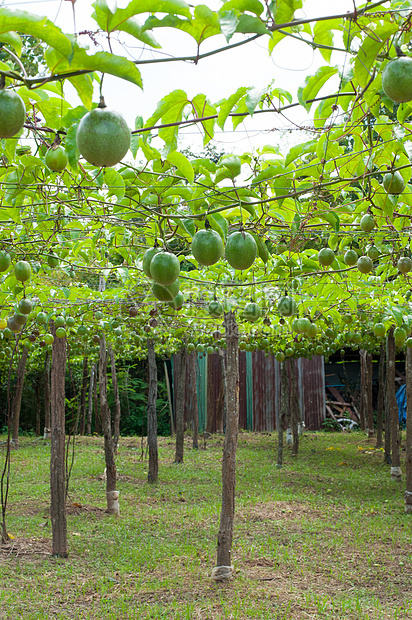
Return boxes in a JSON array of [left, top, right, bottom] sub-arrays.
[[397, 256, 412, 273], [318, 247, 335, 266], [344, 249, 358, 266], [0, 89, 26, 138], [360, 214, 375, 233], [208, 301, 224, 317], [383, 171, 405, 195], [243, 302, 261, 322], [225, 231, 257, 271], [76, 103, 131, 167], [191, 229, 224, 266], [45, 146, 68, 172], [382, 56, 412, 103], [14, 260, 31, 282], [142, 247, 161, 278], [150, 252, 180, 286], [166, 291, 184, 310], [357, 256, 373, 274], [277, 296, 297, 317], [0, 252, 11, 272], [152, 279, 180, 302]]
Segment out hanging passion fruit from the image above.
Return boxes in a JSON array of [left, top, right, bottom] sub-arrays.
[[76, 97, 131, 167], [225, 231, 257, 270], [0, 89, 26, 138], [382, 57, 412, 103], [45, 145, 68, 172], [191, 228, 224, 266]]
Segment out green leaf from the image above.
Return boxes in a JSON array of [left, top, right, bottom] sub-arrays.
[[65, 124, 79, 170], [191, 93, 216, 145], [181, 218, 196, 238], [0, 9, 72, 58], [313, 19, 341, 64], [92, 0, 190, 33], [297, 66, 338, 112], [167, 151, 194, 183], [68, 74, 94, 109], [45, 45, 142, 89], [322, 212, 340, 232], [273, 0, 302, 25], [354, 21, 398, 88], [236, 15, 269, 35], [245, 87, 266, 115], [251, 232, 269, 263], [0, 31, 22, 57], [217, 87, 249, 130], [285, 140, 317, 167], [220, 0, 263, 16], [208, 213, 228, 241], [219, 11, 239, 42], [104, 169, 125, 200], [145, 90, 188, 153]]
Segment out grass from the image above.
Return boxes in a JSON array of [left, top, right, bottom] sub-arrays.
[[0, 430, 411, 619]]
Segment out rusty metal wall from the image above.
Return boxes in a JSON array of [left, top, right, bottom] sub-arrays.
[[299, 355, 325, 430], [172, 351, 325, 433]]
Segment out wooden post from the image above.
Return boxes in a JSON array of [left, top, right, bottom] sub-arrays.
[[11, 346, 29, 447], [86, 364, 95, 435], [212, 311, 239, 581], [366, 352, 374, 438], [147, 339, 158, 483], [289, 359, 299, 457], [277, 361, 288, 468], [387, 329, 401, 481], [78, 356, 89, 436], [99, 335, 119, 515], [174, 348, 186, 464], [190, 352, 199, 449], [108, 347, 121, 452], [44, 351, 51, 439], [376, 342, 385, 449], [405, 346, 412, 513], [50, 326, 68, 557]]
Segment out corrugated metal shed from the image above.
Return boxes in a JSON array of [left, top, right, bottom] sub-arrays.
[[172, 351, 325, 432]]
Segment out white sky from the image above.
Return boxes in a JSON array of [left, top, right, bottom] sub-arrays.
[[2, 0, 378, 153]]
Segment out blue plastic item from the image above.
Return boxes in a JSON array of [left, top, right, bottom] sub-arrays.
[[396, 384, 407, 427]]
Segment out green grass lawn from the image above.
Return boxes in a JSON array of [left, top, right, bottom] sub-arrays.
[[0, 431, 411, 620]]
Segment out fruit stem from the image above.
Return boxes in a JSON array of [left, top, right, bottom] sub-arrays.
[[0, 75, 4, 89], [205, 218, 211, 229], [98, 95, 107, 109]]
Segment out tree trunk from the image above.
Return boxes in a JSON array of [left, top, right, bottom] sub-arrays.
[[405, 347, 412, 513], [218, 348, 227, 433], [94, 365, 100, 435], [99, 335, 119, 515], [44, 351, 51, 440], [108, 347, 121, 452], [35, 377, 41, 437], [86, 364, 95, 436], [78, 356, 88, 436], [359, 350, 366, 432], [289, 359, 299, 457], [190, 352, 199, 449], [366, 352, 374, 438], [50, 326, 68, 557], [213, 311, 239, 581], [147, 339, 158, 484], [174, 348, 186, 464], [11, 346, 29, 447], [387, 330, 401, 481], [376, 342, 385, 449], [277, 361, 289, 468]]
